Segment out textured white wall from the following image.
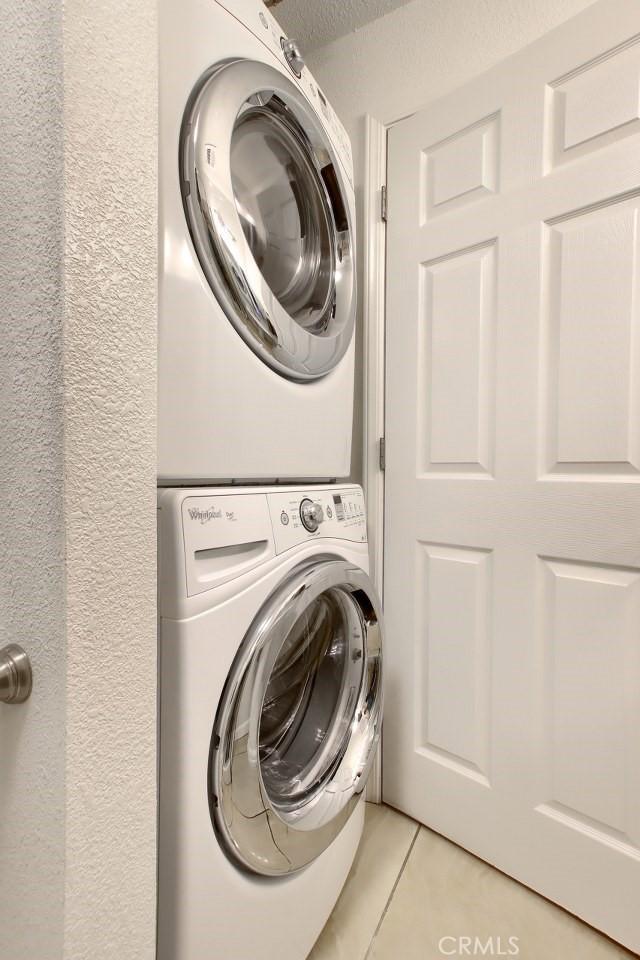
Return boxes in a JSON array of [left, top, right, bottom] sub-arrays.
[[0, 0, 66, 956], [0, 0, 158, 956], [305, 0, 597, 480], [270, 0, 413, 49], [61, 0, 158, 956]]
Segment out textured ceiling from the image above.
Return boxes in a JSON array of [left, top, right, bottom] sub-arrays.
[[265, 0, 415, 51]]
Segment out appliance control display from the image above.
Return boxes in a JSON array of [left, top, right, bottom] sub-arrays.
[[268, 487, 367, 553]]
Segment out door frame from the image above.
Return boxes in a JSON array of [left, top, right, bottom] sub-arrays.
[[362, 114, 388, 802]]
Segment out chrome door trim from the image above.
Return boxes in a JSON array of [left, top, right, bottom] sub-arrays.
[[210, 557, 383, 876], [181, 59, 356, 381]]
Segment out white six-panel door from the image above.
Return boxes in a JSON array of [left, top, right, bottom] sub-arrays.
[[382, 0, 640, 950]]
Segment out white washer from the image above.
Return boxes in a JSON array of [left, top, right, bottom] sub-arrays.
[[159, 0, 357, 484], [158, 484, 383, 960]]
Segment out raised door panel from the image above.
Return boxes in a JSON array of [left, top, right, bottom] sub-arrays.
[[537, 558, 640, 853], [417, 543, 493, 786], [419, 242, 497, 475], [541, 198, 640, 477], [421, 114, 500, 221], [549, 37, 640, 167]]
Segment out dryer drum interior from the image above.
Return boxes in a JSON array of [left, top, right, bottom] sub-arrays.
[[181, 59, 356, 381], [210, 557, 383, 876], [231, 100, 336, 335]]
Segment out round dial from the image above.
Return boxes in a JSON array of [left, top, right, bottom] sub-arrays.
[[281, 37, 305, 77], [299, 498, 324, 533]]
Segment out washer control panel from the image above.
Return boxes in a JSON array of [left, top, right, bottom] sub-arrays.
[[268, 486, 367, 553], [161, 484, 368, 608]]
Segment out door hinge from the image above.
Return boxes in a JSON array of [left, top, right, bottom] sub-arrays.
[[380, 185, 387, 222], [379, 436, 386, 471]]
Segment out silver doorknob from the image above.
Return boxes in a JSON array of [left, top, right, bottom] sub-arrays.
[[0, 644, 33, 704], [281, 37, 305, 76]]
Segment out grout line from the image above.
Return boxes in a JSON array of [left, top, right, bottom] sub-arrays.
[[363, 822, 421, 960]]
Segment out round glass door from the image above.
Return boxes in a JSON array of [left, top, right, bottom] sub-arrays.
[[230, 102, 336, 336], [210, 558, 383, 876], [259, 583, 364, 812], [181, 59, 355, 381]]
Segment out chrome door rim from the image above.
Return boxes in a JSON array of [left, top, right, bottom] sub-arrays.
[[181, 59, 356, 381], [210, 557, 383, 876]]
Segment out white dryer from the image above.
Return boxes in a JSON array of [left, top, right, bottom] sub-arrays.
[[157, 484, 383, 960], [159, 0, 357, 484]]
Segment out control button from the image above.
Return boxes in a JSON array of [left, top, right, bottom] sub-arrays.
[[326, 505, 333, 519], [281, 37, 305, 77], [259, 11, 268, 28], [280, 511, 289, 526], [299, 498, 324, 533]]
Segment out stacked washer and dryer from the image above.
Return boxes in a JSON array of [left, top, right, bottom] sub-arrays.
[[157, 2, 384, 959]]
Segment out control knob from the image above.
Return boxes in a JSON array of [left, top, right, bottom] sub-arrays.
[[282, 37, 305, 77], [300, 498, 324, 533]]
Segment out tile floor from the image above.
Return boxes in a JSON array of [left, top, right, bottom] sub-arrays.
[[308, 804, 638, 960]]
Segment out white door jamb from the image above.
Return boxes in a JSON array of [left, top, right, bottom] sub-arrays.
[[363, 114, 388, 804]]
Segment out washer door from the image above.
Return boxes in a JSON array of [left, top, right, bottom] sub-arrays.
[[181, 59, 355, 381], [210, 557, 383, 876]]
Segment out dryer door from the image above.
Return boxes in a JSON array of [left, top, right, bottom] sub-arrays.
[[211, 557, 383, 876], [181, 59, 355, 381]]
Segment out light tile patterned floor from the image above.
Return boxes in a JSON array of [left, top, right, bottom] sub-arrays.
[[308, 804, 638, 960]]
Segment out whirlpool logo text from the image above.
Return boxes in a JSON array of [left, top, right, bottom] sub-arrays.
[[187, 507, 222, 524]]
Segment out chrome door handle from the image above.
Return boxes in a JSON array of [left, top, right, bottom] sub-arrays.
[[0, 644, 33, 704]]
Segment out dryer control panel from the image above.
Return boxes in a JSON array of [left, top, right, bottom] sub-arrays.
[[268, 486, 367, 553]]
